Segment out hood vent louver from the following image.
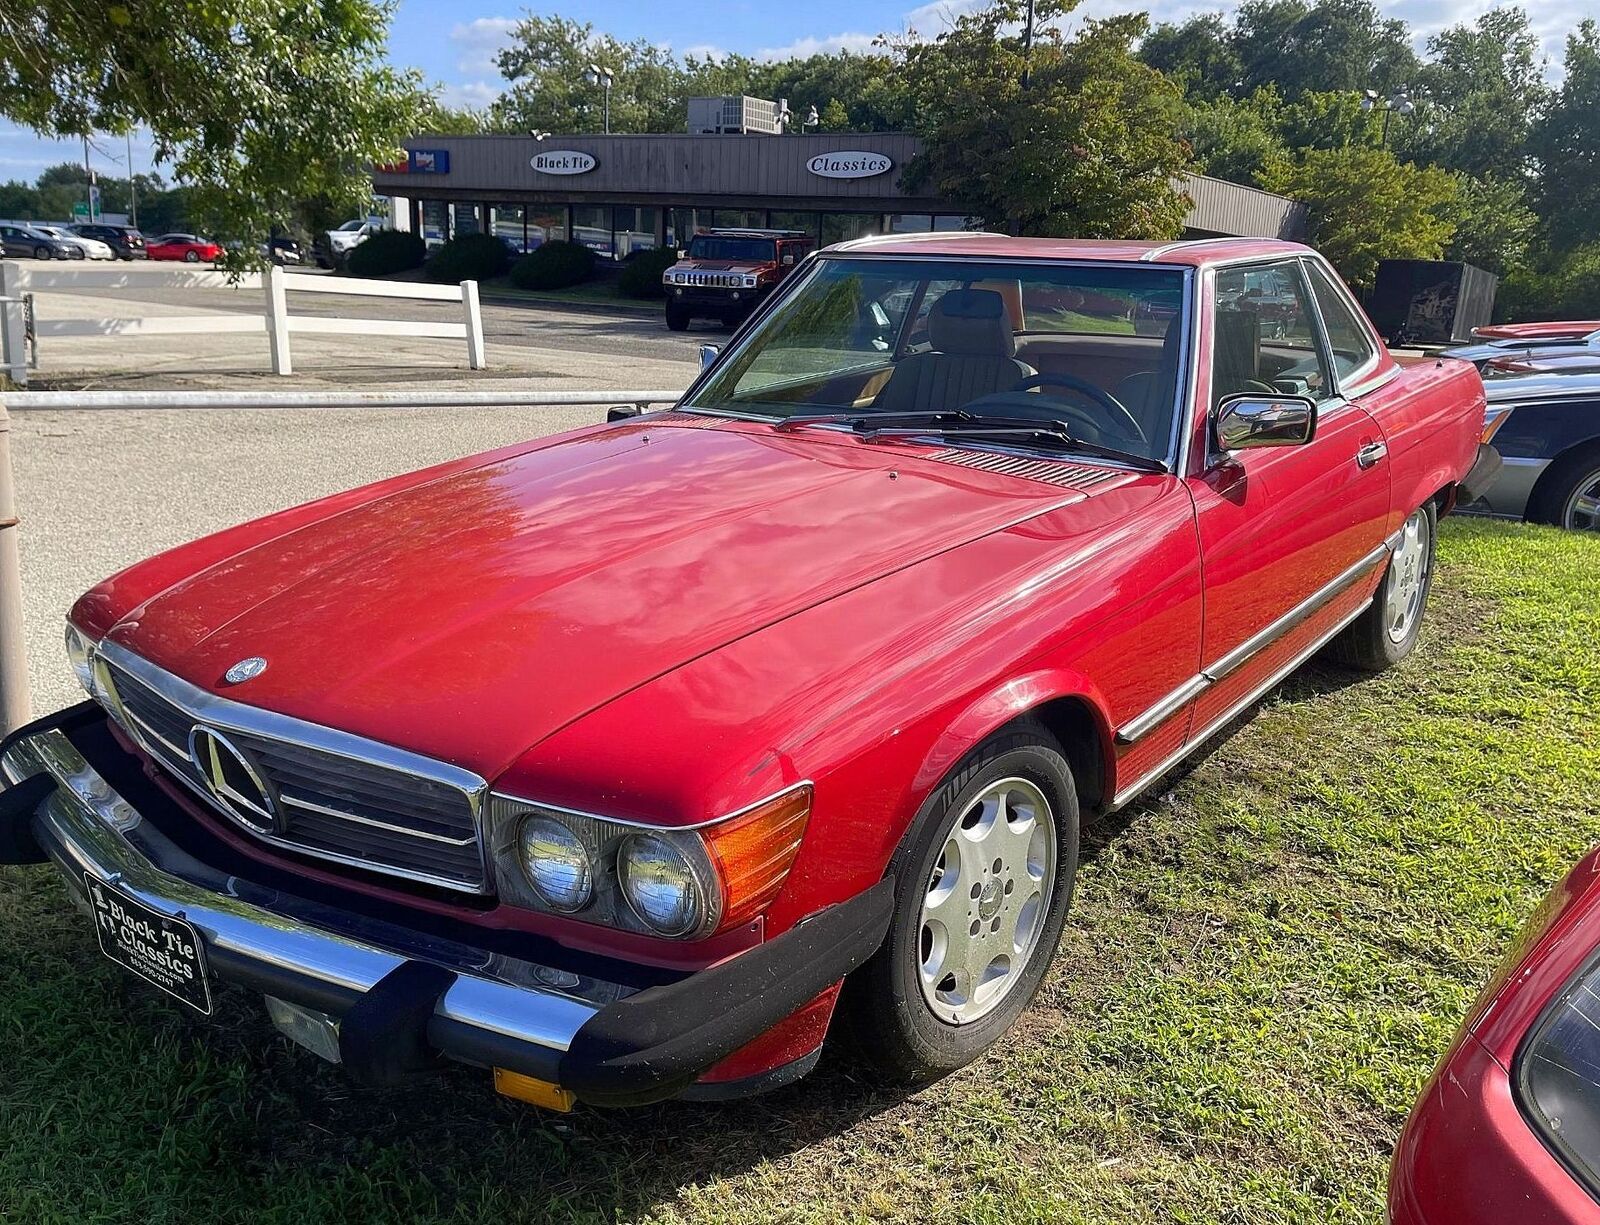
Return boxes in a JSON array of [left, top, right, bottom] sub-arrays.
[[924, 449, 1124, 490]]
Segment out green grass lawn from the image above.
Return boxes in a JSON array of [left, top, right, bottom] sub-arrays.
[[2, 517, 1597, 1224]]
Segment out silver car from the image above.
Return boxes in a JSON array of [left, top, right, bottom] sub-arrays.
[[1465, 368, 1600, 532], [1443, 328, 1600, 370]]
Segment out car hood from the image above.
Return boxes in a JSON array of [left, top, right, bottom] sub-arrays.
[[101, 417, 1089, 780]]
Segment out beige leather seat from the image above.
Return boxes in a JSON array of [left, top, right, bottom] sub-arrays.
[[875, 289, 1035, 415]]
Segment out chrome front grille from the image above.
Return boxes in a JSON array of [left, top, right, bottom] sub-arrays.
[[97, 643, 489, 893], [676, 271, 742, 288]]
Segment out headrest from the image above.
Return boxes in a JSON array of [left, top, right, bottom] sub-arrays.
[[1214, 309, 1261, 378], [928, 289, 1016, 357]]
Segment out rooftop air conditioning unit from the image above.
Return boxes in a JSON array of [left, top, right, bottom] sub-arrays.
[[686, 96, 783, 135]]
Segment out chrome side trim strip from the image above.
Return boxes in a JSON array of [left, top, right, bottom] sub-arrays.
[[1110, 593, 1375, 809], [1114, 540, 1392, 745], [1, 730, 601, 1052], [494, 778, 815, 834]]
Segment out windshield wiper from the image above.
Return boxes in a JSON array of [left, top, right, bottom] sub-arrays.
[[856, 419, 1169, 474], [771, 410, 982, 433]]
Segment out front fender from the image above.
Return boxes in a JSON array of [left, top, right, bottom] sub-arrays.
[[912, 668, 1115, 799]]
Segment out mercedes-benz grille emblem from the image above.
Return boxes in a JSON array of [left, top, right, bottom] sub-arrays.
[[188, 726, 279, 835], [224, 656, 268, 684]]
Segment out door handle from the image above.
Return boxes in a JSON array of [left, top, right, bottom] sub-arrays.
[[1356, 442, 1388, 469]]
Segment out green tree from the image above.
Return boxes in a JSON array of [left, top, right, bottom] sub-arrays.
[[488, 14, 686, 133], [1443, 174, 1538, 275], [1182, 89, 1290, 185], [1531, 20, 1600, 249], [1139, 15, 1242, 100], [1265, 146, 1458, 288], [1401, 8, 1549, 181], [0, 0, 425, 266], [899, 3, 1191, 239], [1233, 0, 1418, 99]]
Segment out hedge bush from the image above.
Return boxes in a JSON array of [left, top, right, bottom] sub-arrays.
[[509, 241, 595, 291], [424, 231, 512, 283], [618, 247, 680, 299], [345, 229, 425, 277]]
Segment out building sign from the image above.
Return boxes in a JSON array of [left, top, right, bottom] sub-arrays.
[[532, 150, 598, 175], [408, 149, 450, 174], [805, 151, 894, 179]]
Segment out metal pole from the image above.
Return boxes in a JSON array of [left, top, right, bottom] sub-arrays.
[[0, 398, 31, 732], [126, 131, 138, 230], [1021, 0, 1036, 89], [83, 136, 94, 222]]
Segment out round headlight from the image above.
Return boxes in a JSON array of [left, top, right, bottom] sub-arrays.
[[618, 833, 707, 937], [64, 622, 95, 693], [518, 815, 593, 912]]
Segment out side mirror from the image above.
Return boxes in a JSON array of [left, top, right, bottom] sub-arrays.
[[1213, 394, 1317, 452], [782, 253, 795, 266], [698, 344, 720, 370]]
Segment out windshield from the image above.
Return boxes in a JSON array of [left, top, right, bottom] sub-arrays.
[[336, 220, 365, 232], [684, 257, 1190, 463], [687, 236, 776, 263]]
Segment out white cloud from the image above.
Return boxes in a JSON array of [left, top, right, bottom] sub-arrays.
[[449, 16, 518, 77], [678, 43, 731, 61], [435, 80, 501, 109], [754, 31, 882, 61]]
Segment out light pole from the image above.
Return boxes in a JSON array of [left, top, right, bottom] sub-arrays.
[[1361, 87, 1415, 148], [585, 63, 614, 134], [126, 130, 138, 230]]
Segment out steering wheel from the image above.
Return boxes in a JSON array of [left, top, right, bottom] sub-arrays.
[[1010, 372, 1148, 445]]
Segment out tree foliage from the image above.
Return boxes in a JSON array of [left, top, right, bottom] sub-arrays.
[[898, 2, 1190, 239], [1532, 21, 1600, 250], [1264, 147, 1457, 289], [0, 0, 425, 267]]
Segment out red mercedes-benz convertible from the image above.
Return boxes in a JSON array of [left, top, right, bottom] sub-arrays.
[[1, 235, 1497, 1109]]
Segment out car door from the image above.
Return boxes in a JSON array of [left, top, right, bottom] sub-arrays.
[[1184, 256, 1393, 739], [0, 227, 20, 257]]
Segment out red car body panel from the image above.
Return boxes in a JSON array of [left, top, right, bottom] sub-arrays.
[[1392, 846, 1600, 1223], [58, 237, 1488, 1092], [1473, 321, 1600, 342], [147, 237, 223, 261]]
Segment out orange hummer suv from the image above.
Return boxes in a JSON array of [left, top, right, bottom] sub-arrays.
[[662, 228, 814, 331]]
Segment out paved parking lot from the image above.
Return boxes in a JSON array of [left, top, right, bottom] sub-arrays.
[[10, 402, 604, 716], [21, 263, 705, 391]]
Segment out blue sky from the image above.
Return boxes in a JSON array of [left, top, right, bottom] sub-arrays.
[[1, 0, 1586, 186]]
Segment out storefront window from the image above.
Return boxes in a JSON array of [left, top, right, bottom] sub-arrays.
[[420, 200, 449, 248], [528, 208, 567, 249], [572, 204, 613, 259], [613, 206, 659, 258], [887, 214, 934, 234], [769, 211, 820, 241], [711, 209, 765, 230], [451, 202, 481, 237], [820, 213, 882, 246], [670, 207, 709, 249], [490, 204, 528, 253]]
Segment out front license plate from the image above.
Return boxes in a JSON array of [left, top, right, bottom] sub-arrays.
[[83, 874, 212, 1014]]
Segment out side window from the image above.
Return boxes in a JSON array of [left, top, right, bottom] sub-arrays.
[[1305, 261, 1379, 385], [1212, 260, 1328, 408]]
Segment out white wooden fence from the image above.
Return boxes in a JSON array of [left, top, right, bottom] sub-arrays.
[[0, 263, 486, 384]]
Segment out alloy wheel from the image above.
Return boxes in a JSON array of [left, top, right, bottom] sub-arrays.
[[1561, 467, 1600, 532], [1385, 507, 1432, 643], [916, 777, 1056, 1025]]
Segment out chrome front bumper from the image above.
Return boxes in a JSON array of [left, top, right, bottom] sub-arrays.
[[1, 720, 608, 1082]]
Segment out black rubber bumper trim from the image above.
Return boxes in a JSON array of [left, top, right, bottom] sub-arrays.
[[1458, 443, 1504, 507], [559, 876, 896, 1107]]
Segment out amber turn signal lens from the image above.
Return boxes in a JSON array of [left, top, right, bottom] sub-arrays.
[[702, 785, 812, 931], [493, 1067, 576, 1111]]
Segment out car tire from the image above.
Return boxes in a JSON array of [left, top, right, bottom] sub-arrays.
[[1527, 443, 1600, 533], [33, 245, 49, 260], [1329, 500, 1437, 672], [665, 304, 690, 332], [842, 720, 1080, 1085], [183, 250, 200, 263]]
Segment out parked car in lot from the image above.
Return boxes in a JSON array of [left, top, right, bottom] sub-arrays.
[[69, 222, 147, 260], [0, 236, 1494, 1110], [0, 222, 85, 259], [1473, 320, 1600, 342], [1390, 844, 1600, 1223], [34, 224, 112, 260], [663, 228, 814, 330], [263, 235, 303, 266], [147, 233, 225, 263], [1444, 325, 1600, 371], [315, 218, 379, 268], [1462, 368, 1600, 532]]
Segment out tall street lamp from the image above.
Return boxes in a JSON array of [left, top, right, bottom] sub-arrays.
[[1361, 87, 1415, 148], [585, 63, 614, 134]]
